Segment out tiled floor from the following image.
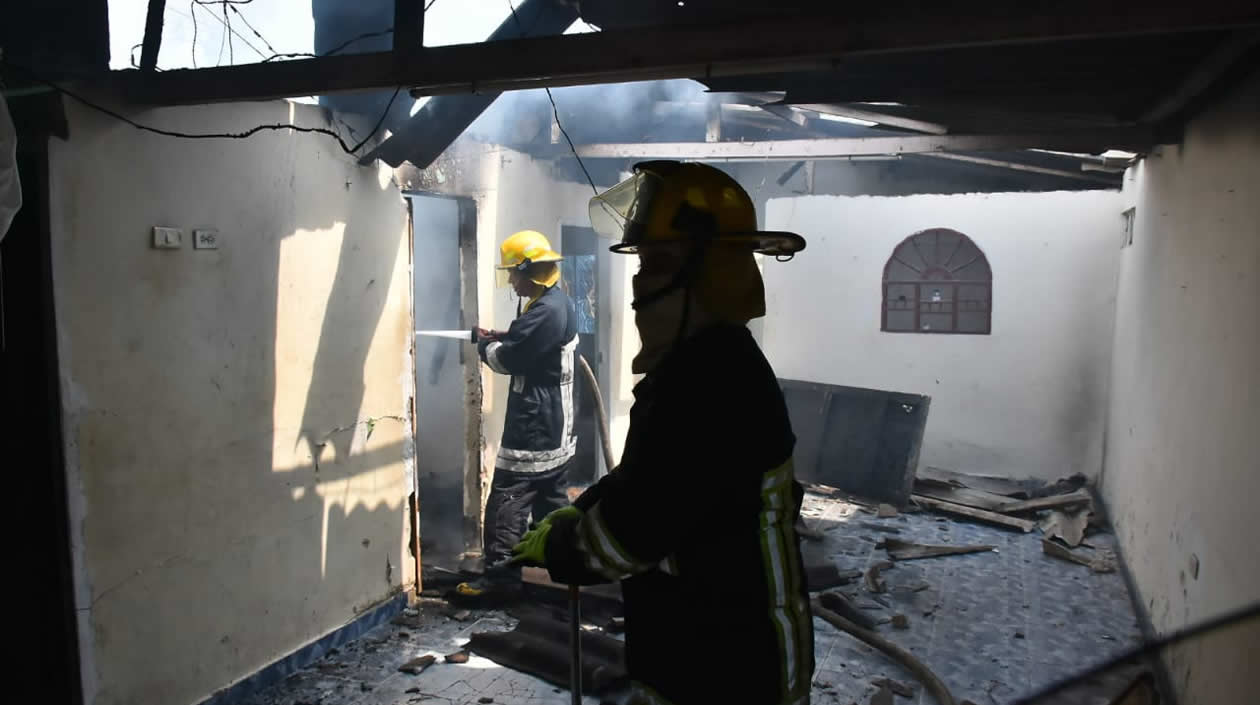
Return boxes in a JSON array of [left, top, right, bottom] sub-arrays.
[[238, 606, 601, 705], [240, 492, 1145, 705], [799, 494, 1144, 705]]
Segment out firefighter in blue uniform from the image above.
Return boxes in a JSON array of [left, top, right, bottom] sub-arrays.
[[514, 162, 814, 705], [458, 230, 578, 598]]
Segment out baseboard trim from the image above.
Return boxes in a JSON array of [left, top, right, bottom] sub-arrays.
[[198, 592, 409, 705]]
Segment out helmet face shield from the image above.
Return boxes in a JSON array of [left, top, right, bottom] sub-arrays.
[[495, 267, 514, 289], [588, 161, 807, 258], [588, 170, 664, 252]]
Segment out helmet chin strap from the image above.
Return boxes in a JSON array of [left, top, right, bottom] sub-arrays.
[[629, 202, 717, 312], [627, 202, 721, 368], [631, 236, 712, 369]]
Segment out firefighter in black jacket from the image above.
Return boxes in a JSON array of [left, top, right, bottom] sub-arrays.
[[457, 230, 578, 598], [514, 162, 814, 705]]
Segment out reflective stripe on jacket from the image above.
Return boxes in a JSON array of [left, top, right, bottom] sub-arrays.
[[545, 324, 814, 704], [478, 285, 578, 473]]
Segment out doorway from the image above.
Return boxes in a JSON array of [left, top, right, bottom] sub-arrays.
[[408, 193, 475, 564], [1, 141, 82, 704], [560, 225, 606, 483]]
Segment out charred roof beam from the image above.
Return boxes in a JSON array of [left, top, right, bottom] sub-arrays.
[[565, 127, 1156, 162], [103, 1, 1260, 106]]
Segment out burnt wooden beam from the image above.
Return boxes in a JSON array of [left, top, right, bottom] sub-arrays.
[[916, 153, 1121, 184], [793, 104, 950, 135], [362, 0, 578, 167], [394, 0, 424, 52], [139, 0, 167, 71], [105, 1, 1260, 105], [567, 127, 1157, 162]]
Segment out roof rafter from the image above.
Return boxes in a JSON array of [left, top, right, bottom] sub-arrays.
[[101, 1, 1260, 106], [566, 128, 1156, 162]]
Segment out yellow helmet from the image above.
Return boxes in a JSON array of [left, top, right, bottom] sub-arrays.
[[497, 230, 563, 288], [588, 161, 805, 257], [588, 162, 805, 323]]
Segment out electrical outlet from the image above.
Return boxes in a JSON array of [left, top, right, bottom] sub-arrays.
[[193, 229, 220, 250], [152, 226, 183, 249]]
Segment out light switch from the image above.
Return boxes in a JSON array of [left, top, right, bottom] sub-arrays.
[[193, 229, 219, 250], [152, 226, 183, 249]]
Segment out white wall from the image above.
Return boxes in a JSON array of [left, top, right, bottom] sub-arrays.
[[50, 99, 415, 705], [1102, 73, 1260, 705], [763, 190, 1123, 482]]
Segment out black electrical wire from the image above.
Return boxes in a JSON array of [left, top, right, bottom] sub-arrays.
[[260, 0, 438, 63], [2, 61, 402, 157], [189, 0, 264, 62], [505, 0, 599, 195], [129, 43, 163, 71], [189, 1, 199, 68], [191, 0, 259, 64], [225, 3, 279, 57], [225, 3, 234, 63], [544, 87, 598, 196], [261, 29, 394, 63]]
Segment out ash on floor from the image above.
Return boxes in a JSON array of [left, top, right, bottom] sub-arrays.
[[801, 492, 1145, 705], [238, 492, 1144, 705], [238, 604, 601, 705]]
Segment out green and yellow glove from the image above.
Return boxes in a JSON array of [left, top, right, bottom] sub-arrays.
[[512, 505, 582, 566], [538, 505, 581, 528]]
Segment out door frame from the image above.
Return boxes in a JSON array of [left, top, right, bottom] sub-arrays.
[[402, 190, 482, 564], [5, 126, 83, 704], [557, 217, 612, 478]]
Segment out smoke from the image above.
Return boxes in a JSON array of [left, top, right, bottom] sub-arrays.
[[463, 79, 712, 146]]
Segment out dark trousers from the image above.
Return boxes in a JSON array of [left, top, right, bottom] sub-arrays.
[[482, 459, 571, 582]]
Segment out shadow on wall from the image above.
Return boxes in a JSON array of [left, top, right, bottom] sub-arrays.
[[283, 153, 413, 585], [58, 98, 417, 705]]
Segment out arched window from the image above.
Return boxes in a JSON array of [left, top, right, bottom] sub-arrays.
[[882, 228, 992, 334]]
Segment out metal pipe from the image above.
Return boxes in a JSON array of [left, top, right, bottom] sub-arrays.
[[568, 583, 582, 705]]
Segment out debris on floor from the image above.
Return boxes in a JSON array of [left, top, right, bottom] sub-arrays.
[[916, 466, 1038, 498], [1042, 538, 1117, 573], [870, 684, 895, 705], [913, 479, 1014, 512], [877, 503, 899, 518], [910, 470, 1104, 553], [865, 561, 890, 593], [398, 654, 436, 675], [891, 614, 910, 630], [797, 518, 827, 542], [807, 563, 863, 590], [1029, 472, 1090, 499], [911, 494, 1038, 532], [1040, 508, 1091, 547], [883, 537, 995, 561], [236, 482, 1144, 705], [1000, 489, 1093, 515], [392, 611, 425, 629], [466, 609, 626, 695]]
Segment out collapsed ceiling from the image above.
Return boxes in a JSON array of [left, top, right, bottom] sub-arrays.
[[4, 0, 1258, 187]]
